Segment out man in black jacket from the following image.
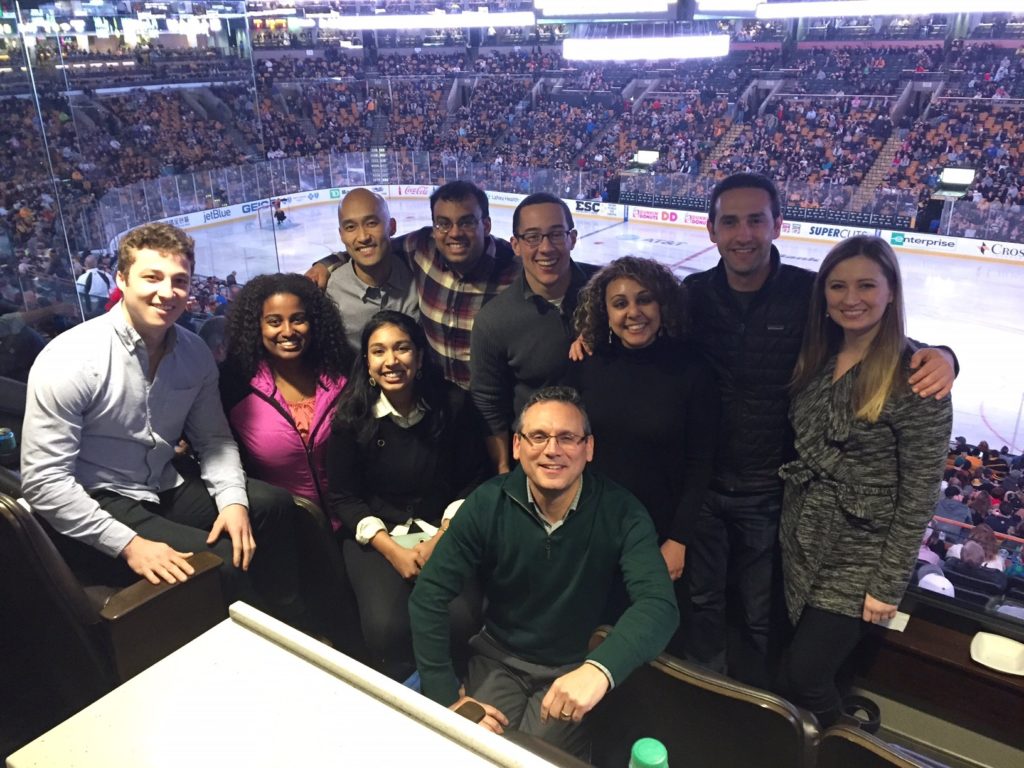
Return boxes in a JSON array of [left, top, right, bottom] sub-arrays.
[[680, 173, 955, 686]]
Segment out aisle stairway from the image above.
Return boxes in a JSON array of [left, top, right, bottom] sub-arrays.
[[701, 121, 744, 175], [850, 133, 903, 210]]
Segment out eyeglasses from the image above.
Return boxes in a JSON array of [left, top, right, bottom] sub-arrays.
[[515, 230, 573, 247], [433, 216, 480, 234], [518, 431, 589, 450]]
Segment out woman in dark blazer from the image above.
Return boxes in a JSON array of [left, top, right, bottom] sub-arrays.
[[327, 310, 486, 680]]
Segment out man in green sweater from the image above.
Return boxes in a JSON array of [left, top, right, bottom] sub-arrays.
[[409, 386, 678, 757]]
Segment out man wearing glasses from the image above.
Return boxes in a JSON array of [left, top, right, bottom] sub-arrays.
[[470, 193, 598, 473], [409, 386, 677, 757], [308, 180, 517, 388]]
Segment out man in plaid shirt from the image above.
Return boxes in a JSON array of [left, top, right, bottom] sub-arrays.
[[309, 181, 518, 389]]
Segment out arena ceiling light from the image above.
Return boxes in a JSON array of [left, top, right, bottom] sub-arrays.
[[563, 35, 729, 61], [755, 0, 1020, 19], [247, 8, 297, 17], [535, 0, 671, 14], [696, 0, 759, 11], [314, 11, 536, 31]]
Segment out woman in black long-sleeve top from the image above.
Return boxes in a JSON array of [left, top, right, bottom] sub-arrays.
[[565, 257, 719, 637], [327, 310, 486, 680]]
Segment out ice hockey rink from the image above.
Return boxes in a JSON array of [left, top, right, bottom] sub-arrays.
[[189, 196, 1024, 453]]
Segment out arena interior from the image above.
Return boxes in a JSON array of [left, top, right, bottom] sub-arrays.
[[1, 1, 1024, 765]]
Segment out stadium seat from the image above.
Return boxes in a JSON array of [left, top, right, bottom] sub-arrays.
[[817, 724, 943, 767], [0, 490, 225, 741], [587, 626, 818, 768], [1006, 577, 1024, 603], [942, 569, 1005, 598], [949, 585, 996, 607]]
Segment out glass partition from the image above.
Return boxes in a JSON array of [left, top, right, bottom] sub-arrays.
[[2, 6, 1024, 685], [1, 28, 85, 381]]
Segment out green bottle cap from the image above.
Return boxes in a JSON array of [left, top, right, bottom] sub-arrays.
[[629, 737, 668, 768]]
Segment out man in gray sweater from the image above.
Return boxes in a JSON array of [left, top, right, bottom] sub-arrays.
[[470, 193, 597, 473]]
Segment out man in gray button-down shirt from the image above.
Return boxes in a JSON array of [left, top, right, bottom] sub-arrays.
[[21, 223, 302, 618], [326, 188, 419, 349]]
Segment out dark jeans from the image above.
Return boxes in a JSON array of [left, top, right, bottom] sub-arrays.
[[682, 488, 784, 687], [775, 606, 866, 727], [343, 537, 482, 682], [55, 472, 305, 626]]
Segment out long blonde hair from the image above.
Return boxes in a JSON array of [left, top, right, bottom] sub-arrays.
[[790, 236, 908, 422]]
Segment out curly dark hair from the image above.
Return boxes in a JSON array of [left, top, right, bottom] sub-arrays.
[[224, 273, 354, 383], [333, 310, 449, 446], [573, 256, 688, 351]]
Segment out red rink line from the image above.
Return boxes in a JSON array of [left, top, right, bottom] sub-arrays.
[[980, 401, 1018, 453]]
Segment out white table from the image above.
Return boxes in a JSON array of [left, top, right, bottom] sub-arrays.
[[8, 603, 559, 768]]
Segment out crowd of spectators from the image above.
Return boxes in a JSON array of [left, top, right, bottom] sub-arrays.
[[473, 49, 564, 75], [884, 99, 1024, 238], [379, 77, 447, 151], [712, 98, 892, 195], [500, 97, 617, 172], [917, 438, 1024, 613], [437, 76, 533, 161], [254, 56, 365, 82], [788, 45, 941, 96], [5, 34, 1024, 293], [942, 43, 1024, 99], [592, 95, 731, 176], [377, 52, 466, 76], [84, 89, 255, 179], [657, 48, 779, 98], [0, 42, 251, 95], [970, 14, 1024, 40], [726, 19, 787, 43]]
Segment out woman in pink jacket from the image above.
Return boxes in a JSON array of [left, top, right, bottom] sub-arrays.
[[221, 273, 355, 514]]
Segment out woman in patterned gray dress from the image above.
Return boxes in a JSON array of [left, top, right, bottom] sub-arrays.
[[775, 236, 952, 727]]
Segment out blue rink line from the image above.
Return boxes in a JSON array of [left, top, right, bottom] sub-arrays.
[[670, 243, 719, 269], [577, 220, 626, 239]]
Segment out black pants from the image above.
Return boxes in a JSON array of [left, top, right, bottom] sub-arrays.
[[55, 472, 305, 626], [774, 605, 866, 727], [683, 489, 785, 687], [343, 537, 482, 681]]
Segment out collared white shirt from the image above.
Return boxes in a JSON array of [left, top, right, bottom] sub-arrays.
[[20, 303, 247, 557], [525, 478, 583, 535], [372, 393, 428, 428]]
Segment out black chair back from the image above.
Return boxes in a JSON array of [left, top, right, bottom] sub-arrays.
[[943, 567, 1005, 597], [0, 491, 116, 706], [588, 627, 818, 768], [0, 490, 226, 754], [817, 724, 940, 767]]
